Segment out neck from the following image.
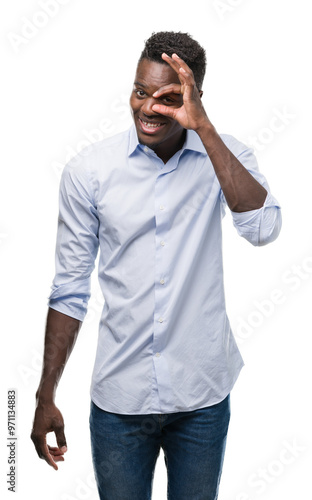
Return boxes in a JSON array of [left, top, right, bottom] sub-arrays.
[[154, 129, 187, 164]]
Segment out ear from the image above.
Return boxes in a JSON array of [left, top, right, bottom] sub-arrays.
[[199, 90, 203, 98]]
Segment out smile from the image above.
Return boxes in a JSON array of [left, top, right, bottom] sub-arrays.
[[139, 118, 166, 134]]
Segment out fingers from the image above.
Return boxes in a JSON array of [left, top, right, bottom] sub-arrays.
[[162, 53, 194, 81], [161, 52, 181, 73], [31, 434, 67, 469], [152, 55, 194, 101], [30, 403, 67, 470], [48, 446, 66, 463], [160, 53, 197, 104], [151, 103, 176, 118], [153, 83, 182, 99], [48, 445, 66, 458], [55, 424, 67, 452], [31, 433, 59, 470]]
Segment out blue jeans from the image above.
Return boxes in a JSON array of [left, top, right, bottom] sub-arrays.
[[89, 395, 230, 500]]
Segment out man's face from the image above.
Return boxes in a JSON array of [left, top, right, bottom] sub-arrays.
[[130, 58, 185, 157]]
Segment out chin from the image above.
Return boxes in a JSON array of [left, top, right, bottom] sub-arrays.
[[137, 131, 162, 149]]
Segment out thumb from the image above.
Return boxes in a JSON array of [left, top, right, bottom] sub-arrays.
[[151, 104, 177, 119]]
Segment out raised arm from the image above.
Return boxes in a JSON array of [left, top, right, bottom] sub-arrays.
[[152, 53, 281, 244], [152, 53, 268, 212]]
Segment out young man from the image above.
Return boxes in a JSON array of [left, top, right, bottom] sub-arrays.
[[31, 32, 281, 499]]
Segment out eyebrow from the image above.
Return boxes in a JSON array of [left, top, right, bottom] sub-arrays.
[[134, 81, 147, 88]]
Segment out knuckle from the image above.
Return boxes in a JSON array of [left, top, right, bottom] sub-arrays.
[[53, 419, 64, 431], [30, 431, 39, 442]]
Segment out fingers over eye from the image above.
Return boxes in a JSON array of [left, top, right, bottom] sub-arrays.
[[153, 84, 181, 98]]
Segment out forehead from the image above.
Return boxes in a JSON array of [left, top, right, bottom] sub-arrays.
[[134, 59, 180, 89]]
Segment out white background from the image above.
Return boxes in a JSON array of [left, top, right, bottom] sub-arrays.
[[1, 0, 311, 499]]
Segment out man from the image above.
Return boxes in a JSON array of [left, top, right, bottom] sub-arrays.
[[31, 31, 281, 499]]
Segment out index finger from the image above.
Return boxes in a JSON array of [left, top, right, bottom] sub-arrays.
[[153, 83, 182, 98]]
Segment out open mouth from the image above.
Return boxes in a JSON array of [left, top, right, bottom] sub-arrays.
[[139, 117, 166, 134]]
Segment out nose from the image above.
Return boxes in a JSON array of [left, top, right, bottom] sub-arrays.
[[141, 97, 160, 117]]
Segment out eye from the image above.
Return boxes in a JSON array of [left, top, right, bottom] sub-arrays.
[[134, 89, 146, 98], [162, 96, 175, 104]]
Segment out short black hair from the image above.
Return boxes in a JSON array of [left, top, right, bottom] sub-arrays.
[[138, 31, 206, 90]]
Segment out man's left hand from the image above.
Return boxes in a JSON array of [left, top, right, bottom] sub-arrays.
[[152, 53, 211, 132]]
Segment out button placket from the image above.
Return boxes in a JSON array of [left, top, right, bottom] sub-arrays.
[[153, 172, 169, 366], [151, 156, 181, 410]]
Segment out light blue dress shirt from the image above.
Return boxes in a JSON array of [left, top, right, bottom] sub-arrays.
[[49, 125, 281, 414]]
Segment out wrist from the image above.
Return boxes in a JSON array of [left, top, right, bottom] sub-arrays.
[[196, 120, 217, 139], [196, 122, 224, 158], [35, 386, 56, 404], [35, 395, 55, 407]]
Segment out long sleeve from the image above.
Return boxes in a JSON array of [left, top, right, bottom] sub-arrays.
[[48, 155, 99, 321], [221, 135, 282, 246]]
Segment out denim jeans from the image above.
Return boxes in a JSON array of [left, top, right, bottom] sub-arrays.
[[89, 394, 230, 500]]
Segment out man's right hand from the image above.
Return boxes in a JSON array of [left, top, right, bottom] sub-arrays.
[[31, 308, 81, 469], [31, 401, 67, 470]]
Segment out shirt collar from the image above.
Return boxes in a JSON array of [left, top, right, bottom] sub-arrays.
[[182, 129, 207, 155], [128, 124, 139, 156], [128, 124, 206, 158]]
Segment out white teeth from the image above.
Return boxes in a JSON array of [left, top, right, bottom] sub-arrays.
[[141, 120, 162, 128]]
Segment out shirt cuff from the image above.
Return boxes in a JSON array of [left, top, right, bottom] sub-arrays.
[[230, 191, 280, 227], [48, 279, 91, 321], [230, 192, 282, 246]]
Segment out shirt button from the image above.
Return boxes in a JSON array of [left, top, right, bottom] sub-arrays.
[[144, 146, 149, 153], [155, 352, 161, 357], [158, 317, 164, 323], [159, 205, 165, 210], [160, 279, 165, 285], [160, 240, 165, 246]]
